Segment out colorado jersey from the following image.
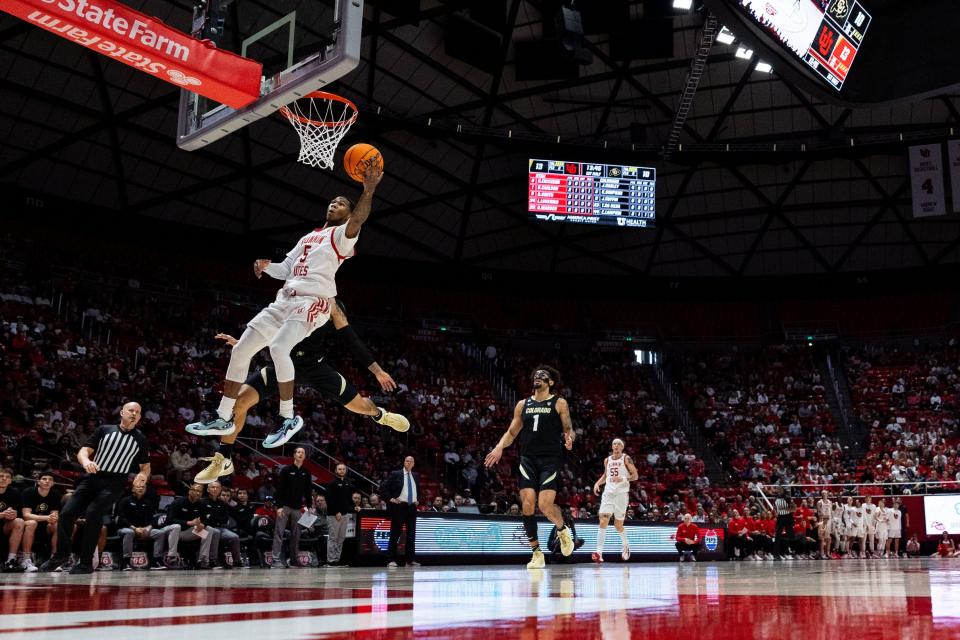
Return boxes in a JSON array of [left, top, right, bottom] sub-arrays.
[[519, 395, 564, 458], [272, 224, 357, 298]]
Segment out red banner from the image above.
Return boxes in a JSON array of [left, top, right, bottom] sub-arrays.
[[0, 0, 262, 108]]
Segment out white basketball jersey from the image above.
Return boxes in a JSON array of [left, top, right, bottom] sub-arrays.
[[281, 224, 357, 297], [817, 499, 832, 519], [604, 455, 630, 495], [862, 503, 877, 526], [888, 509, 902, 532], [845, 504, 860, 526], [875, 507, 888, 526]]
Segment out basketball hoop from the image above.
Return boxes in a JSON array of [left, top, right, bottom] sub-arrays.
[[280, 91, 358, 169]]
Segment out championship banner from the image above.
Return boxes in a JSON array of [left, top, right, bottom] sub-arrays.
[[908, 143, 946, 217], [948, 140, 960, 213], [0, 0, 262, 108]]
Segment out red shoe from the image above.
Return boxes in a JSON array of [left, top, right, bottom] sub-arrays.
[[591, 552, 604, 564]]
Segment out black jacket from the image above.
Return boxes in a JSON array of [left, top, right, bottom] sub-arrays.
[[201, 498, 233, 528], [232, 502, 256, 534], [115, 491, 159, 528], [326, 477, 355, 515], [167, 496, 203, 531], [275, 463, 313, 510], [381, 469, 421, 504]]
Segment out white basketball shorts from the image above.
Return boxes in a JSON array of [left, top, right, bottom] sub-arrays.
[[598, 492, 629, 520]]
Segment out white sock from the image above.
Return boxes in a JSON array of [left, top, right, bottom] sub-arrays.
[[597, 527, 607, 553], [7, 552, 15, 561], [279, 399, 294, 419], [618, 529, 629, 548], [217, 396, 236, 421]]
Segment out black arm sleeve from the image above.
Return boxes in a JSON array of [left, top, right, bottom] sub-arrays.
[[336, 325, 376, 370]]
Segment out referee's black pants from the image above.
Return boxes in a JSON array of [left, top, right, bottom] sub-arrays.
[[56, 475, 125, 563], [387, 503, 417, 564], [774, 514, 794, 556]]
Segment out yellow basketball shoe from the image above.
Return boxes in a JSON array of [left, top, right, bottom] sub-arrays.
[[527, 548, 546, 569], [194, 453, 234, 484]]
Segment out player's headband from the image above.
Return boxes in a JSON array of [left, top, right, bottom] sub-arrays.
[[612, 438, 625, 447]]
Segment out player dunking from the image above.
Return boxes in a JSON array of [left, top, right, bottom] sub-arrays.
[[187, 163, 384, 448], [484, 365, 575, 569], [592, 438, 638, 563], [189, 300, 409, 483]]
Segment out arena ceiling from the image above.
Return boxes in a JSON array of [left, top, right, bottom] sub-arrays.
[[2, 0, 959, 278]]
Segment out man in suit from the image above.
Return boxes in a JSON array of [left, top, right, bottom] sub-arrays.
[[381, 455, 420, 567]]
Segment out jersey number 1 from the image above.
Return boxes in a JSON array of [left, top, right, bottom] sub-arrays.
[[532, 415, 539, 432]]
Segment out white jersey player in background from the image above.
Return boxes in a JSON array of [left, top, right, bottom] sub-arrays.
[[875, 498, 891, 558], [187, 163, 384, 448], [888, 497, 904, 557], [831, 499, 844, 556], [861, 495, 877, 558], [843, 497, 861, 557], [816, 490, 833, 559], [592, 438, 638, 563]]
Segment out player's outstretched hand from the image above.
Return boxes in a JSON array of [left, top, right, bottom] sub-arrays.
[[484, 446, 503, 468], [253, 259, 270, 279], [375, 370, 397, 392], [361, 160, 384, 191], [214, 333, 238, 347], [564, 432, 574, 450]]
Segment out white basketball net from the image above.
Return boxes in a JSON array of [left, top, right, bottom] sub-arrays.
[[280, 93, 358, 169]]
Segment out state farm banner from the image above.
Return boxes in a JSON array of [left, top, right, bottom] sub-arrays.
[[948, 140, 960, 214], [0, 0, 262, 108], [909, 143, 946, 218]]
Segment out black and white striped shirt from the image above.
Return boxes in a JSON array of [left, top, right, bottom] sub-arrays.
[[775, 497, 792, 516], [85, 425, 149, 477]]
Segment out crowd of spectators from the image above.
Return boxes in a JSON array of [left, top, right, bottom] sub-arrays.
[[845, 340, 960, 491], [676, 345, 847, 491]]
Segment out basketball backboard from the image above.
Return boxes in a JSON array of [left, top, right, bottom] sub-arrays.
[[176, 0, 362, 151]]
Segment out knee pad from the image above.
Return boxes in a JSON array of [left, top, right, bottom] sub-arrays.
[[522, 515, 538, 543]]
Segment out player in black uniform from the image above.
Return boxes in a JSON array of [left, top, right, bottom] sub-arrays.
[[484, 365, 575, 569], [188, 299, 409, 483]]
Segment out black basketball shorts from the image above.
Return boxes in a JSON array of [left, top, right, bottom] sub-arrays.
[[518, 455, 562, 492], [244, 362, 358, 405]]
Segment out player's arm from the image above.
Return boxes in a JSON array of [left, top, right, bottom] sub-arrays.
[[21, 506, 42, 522], [593, 459, 608, 495], [556, 397, 575, 450], [345, 163, 384, 239], [255, 240, 300, 280], [77, 446, 98, 474], [136, 462, 151, 486], [215, 333, 238, 347], [624, 455, 639, 482], [331, 302, 397, 392], [484, 401, 525, 467]]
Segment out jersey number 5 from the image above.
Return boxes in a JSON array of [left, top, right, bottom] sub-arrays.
[[298, 244, 313, 262]]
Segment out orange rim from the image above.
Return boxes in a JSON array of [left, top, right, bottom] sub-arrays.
[[279, 91, 359, 128]]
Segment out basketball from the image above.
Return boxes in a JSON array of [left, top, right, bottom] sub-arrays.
[[344, 143, 383, 181]]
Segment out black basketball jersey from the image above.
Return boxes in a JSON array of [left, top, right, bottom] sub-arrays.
[[519, 395, 564, 457]]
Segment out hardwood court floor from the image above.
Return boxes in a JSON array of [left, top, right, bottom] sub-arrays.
[[1, 558, 958, 639]]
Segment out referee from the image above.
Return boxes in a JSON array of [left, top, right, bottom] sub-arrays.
[[40, 402, 150, 574], [773, 487, 794, 560]]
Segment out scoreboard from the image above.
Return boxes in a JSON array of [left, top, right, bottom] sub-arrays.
[[528, 159, 656, 228], [733, 0, 872, 91]]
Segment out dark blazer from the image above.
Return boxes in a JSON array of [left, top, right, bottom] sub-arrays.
[[381, 469, 421, 503]]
